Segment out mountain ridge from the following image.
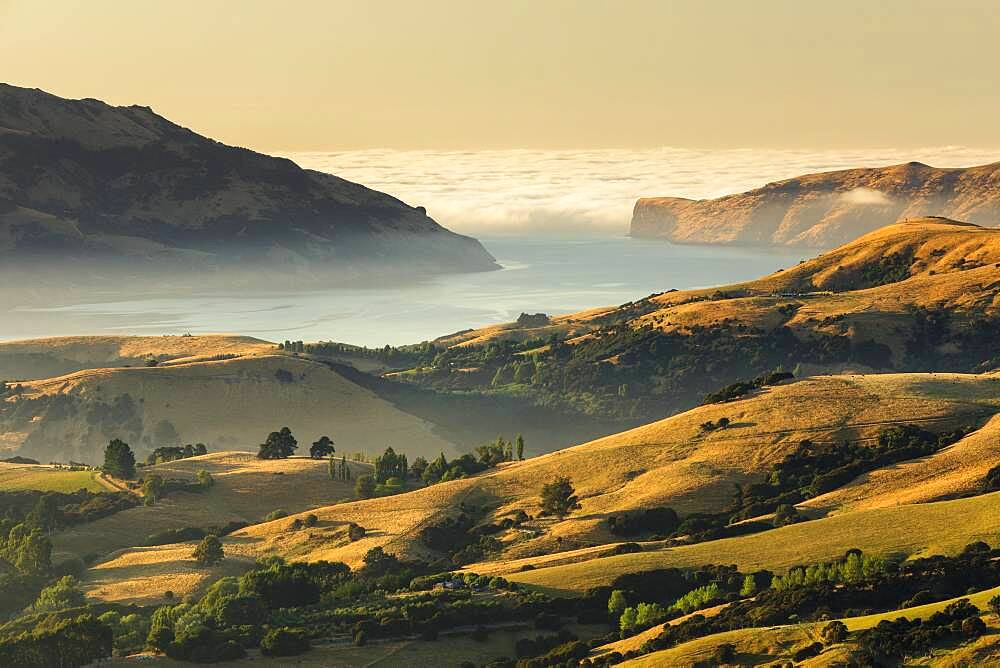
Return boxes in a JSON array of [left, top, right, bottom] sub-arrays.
[[0, 83, 498, 278], [630, 160, 1000, 247]]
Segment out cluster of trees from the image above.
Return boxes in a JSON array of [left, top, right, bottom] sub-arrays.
[[0, 488, 137, 532], [145, 443, 208, 465], [605, 564, 753, 638], [373, 447, 407, 483], [0, 520, 51, 576], [702, 370, 794, 404], [855, 598, 986, 664], [328, 455, 352, 482], [419, 512, 502, 565], [257, 427, 297, 459], [729, 424, 975, 523], [771, 550, 886, 590], [145, 521, 246, 547], [607, 543, 1000, 665], [137, 548, 565, 664], [0, 614, 112, 667], [414, 435, 525, 487], [607, 507, 679, 537]]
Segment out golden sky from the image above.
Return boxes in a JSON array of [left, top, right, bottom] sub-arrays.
[[2, 0, 998, 151]]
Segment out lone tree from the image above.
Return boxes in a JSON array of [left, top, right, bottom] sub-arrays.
[[515, 434, 525, 460], [258, 427, 298, 459], [142, 474, 164, 505], [103, 439, 136, 479], [192, 535, 224, 566], [540, 476, 581, 519], [355, 474, 376, 499], [310, 436, 335, 459]]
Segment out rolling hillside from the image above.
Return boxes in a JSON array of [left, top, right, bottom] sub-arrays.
[[0, 334, 273, 381], [60, 452, 371, 604], [401, 219, 1000, 422], [1, 349, 459, 463], [629, 160, 1000, 247], [79, 370, 1000, 604]]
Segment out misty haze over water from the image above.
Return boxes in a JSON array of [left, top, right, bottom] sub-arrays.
[[4, 146, 999, 346]]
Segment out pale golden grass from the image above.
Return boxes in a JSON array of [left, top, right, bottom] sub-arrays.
[[0, 334, 273, 380], [496, 490, 1000, 595], [83, 371, 1000, 606], [620, 625, 818, 667], [803, 409, 1000, 515], [11, 353, 458, 461], [0, 463, 105, 492], [69, 454, 370, 603], [618, 584, 1000, 667]]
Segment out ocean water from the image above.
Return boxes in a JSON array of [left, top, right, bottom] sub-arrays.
[[9, 237, 803, 346], [9, 146, 998, 345]]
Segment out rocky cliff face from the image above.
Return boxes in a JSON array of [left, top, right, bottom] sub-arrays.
[[630, 161, 1000, 247], [0, 83, 497, 277]]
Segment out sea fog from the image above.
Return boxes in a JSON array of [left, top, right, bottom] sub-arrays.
[[4, 146, 999, 346]]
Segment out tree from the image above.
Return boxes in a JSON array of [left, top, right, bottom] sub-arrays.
[[821, 620, 848, 644], [348, 523, 366, 541], [32, 575, 86, 612], [608, 590, 628, 619], [310, 436, 335, 459], [540, 476, 581, 519], [373, 447, 407, 483], [192, 535, 224, 566], [26, 494, 59, 532], [355, 474, 376, 499], [196, 469, 214, 487], [989, 594, 1000, 618], [962, 615, 987, 638], [773, 504, 802, 527], [740, 573, 758, 597], [516, 434, 525, 460], [409, 456, 428, 479], [257, 427, 297, 459], [103, 438, 136, 479], [260, 627, 310, 657], [142, 474, 164, 505], [619, 606, 637, 632]]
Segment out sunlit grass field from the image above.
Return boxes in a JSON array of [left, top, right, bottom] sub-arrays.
[[0, 464, 105, 493]]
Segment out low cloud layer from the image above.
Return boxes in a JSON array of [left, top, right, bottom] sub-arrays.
[[840, 187, 894, 206], [285, 147, 999, 236]]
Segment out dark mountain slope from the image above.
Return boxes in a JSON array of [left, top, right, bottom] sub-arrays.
[[0, 83, 497, 277]]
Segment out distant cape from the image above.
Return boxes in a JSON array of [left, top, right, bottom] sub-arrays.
[[630, 160, 1000, 247]]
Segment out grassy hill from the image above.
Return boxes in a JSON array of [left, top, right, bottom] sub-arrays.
[[629, 160, 1000, 247], [0, 334, 273, 381], [616, 585, 1000, 666], [400, 219, 1000, 421], [55, 452, 370, 602], [0, 462, 107, 492], [1, 350, 459, 463], [79, 370, 1000, 605]]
